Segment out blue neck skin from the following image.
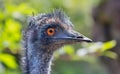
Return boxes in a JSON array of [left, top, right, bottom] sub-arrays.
[[25, 40, 54, 74]]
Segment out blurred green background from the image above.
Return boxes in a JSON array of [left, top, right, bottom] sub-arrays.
[[0, 0, 119, 74]]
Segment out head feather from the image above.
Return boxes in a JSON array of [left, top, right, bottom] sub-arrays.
[[27, 9, 74, 30]]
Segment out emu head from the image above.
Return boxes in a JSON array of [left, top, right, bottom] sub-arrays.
[[25, 10, 92, 51]]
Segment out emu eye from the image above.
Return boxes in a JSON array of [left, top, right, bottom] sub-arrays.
[[47, 28, 55, 36]]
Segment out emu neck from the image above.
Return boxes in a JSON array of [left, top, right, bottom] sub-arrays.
[[26, 42, 53, 74]]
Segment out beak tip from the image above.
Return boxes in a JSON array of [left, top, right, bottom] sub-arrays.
[[82, 37, 93, 42], [86, 39, 93, 42]]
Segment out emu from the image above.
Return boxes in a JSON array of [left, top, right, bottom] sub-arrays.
[[22, 10, 92, 74]]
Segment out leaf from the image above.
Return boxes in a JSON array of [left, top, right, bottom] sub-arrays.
[[5, 19, 21, 32], [63, 45, 75, 55], [0, 19, 21, 50], [101, 40, 116, 52], [0, 53, 18, 69], [103, 51, 118, 59]]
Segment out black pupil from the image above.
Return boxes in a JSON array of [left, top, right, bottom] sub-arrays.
[[49, 29, 53, 33]]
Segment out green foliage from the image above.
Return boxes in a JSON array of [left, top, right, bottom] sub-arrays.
[[103, 51, 117, 59], [101, 40, 116, 52], [76, 40, 117, 59], [0, 53, 18, 69], [0, 19, 21, 50], [63, 45, 75, 55]]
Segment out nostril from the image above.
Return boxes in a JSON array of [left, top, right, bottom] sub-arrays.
[[76, 36, 83, 38]]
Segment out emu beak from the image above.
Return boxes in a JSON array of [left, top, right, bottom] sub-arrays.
[[55, 30, 92, 43], [68, 31, 92, 42], [75, 35, 92, 42]]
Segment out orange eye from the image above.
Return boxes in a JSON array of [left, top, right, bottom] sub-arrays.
[[47, 28, 55, 36]]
